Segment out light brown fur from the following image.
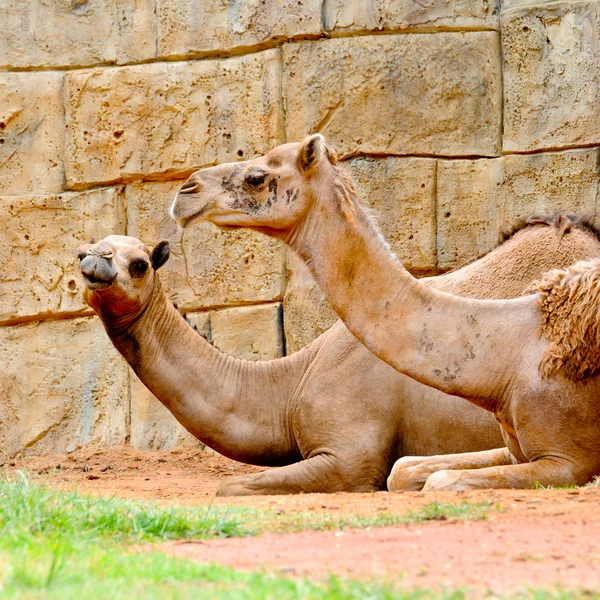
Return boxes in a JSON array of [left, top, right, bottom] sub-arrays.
[[172, 135, 600, 490], [532, 258, 600, 381]]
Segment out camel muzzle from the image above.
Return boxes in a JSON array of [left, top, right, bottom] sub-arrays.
[[171, 183, 211, 229], [80, 254, 118, 291]]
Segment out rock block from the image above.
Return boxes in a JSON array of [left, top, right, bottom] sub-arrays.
[[210, 303, 284, 361], [157, 0, 321, 58], [283, 156, 437, 352], [283, 33, 502, 157], [283, 253, 338, 354], [125, 180, 285, 312], [345, 157, 437, 274], [502, 1, 600, 152], [0, 73, 65, 195], [0, 317, 129, 457], [65, 50, 283, 188], [0, 189, 125, 324], [437, 148, 599, 270], [0, 0, 156, 69], [324, 0, 499, 33]]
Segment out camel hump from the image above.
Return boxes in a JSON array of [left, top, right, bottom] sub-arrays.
[[534, 257, 600, 381], [500, 213, 600, 245]]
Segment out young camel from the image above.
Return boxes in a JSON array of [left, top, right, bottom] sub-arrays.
[[171, 135, 600, 490]]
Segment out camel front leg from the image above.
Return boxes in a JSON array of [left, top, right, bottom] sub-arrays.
[[388, 448, 512, 492], [216, 454, 382, 496], [423, 458, 579, 491]]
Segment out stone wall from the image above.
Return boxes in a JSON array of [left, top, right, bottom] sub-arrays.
[[1, 0, 599, 456]]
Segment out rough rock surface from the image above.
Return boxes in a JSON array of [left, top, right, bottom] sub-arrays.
[[0, 317, 129, 457], [65, 50, 284, 188], [210, 303, 284, 360], [125, 180, 285, 312], [502, 1, 600, 152], [0, 189, 125, 324], [0, 0, 156, 69], [283, 33, 502, 158], [437, 148, 600, 270], [324, 0, 499, 33], [157, 0, 321, 58], [0, 73, 65, 195]]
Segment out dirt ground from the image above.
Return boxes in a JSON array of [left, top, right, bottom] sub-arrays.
[[7, 447, 600, 595]]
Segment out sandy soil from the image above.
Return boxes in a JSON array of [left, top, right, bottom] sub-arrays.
[[7, 447, 600, 595]]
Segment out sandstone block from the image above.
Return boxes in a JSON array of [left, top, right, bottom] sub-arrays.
[[283, 156, 436, 352], [0, 73, 65, 195], [210, 303, 284, 360], [125, 180, 285, 312], [0, 189, 125, 324], [157, 0, 321, 58], [283, 253, 338, 354], [345, 157, 437, 274], [0, 317, 129, 457], [437, 148, 599, 270], [502, 1, 600, 152], [283, 34, 502, 157], [65, 51, 283, 188], [0, 0, 155, 69], [324, 0, 499, 33]]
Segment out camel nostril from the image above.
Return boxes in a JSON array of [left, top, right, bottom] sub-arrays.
[[179, 180, 201, 194], [80, 255, 118, 284]]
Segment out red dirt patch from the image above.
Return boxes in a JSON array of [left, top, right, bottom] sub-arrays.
[[7, 447, 600, 594]]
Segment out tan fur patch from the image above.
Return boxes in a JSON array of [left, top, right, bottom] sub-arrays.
[[533, 258, 600, 380]]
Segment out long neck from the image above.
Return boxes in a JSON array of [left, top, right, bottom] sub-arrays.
[[104, 279, 311, 465], [286, 171, 541, 408]]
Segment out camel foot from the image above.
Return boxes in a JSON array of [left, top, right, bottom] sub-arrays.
[[423, 470, 467, 491], [387, 456, 432, 492], [216, 475, 264, 497]]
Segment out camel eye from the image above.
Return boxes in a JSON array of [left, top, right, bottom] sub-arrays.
[[129, 259, 149, 278], [246, 171, 267, 188]]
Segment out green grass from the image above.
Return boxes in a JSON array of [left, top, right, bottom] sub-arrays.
[[0, 474, 592, 599], [0, 471, 257, 546], [271, 500, 496, 534]]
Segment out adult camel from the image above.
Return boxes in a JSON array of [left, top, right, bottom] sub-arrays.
[[171, 135, 600, 491]]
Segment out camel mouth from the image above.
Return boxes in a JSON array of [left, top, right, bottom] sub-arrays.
[[171, 193, 213, 230], [79, 254, 118, 291], [81, 272, 116, 291]]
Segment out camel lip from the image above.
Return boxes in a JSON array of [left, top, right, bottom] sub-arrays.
[[171, 194, 211, 229], [81, 273, 116, 292]]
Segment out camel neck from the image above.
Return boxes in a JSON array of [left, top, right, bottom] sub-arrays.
[[286, 169, 541, 408], [103, 278, 309, 465]]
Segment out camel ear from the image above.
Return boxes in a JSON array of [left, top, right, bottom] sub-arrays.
[[151, 240, 170, 270], [298, 134, 326, 174]]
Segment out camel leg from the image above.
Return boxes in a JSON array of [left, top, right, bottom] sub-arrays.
[[387, 448, 512, 492], [423, 458, 578, 491], [216, 454, 382, 496]]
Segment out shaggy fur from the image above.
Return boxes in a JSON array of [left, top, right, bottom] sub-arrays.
[[534, 257, 600, 380]]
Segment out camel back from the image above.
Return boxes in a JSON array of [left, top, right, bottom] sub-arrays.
[[430, 214, 600, 300]]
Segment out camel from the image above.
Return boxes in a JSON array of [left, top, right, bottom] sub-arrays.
[[171, 135, 600, 491]]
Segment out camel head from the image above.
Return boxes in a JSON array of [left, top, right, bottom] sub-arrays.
[[171, 134, 338, 235], [78, 235, 170, 322]]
